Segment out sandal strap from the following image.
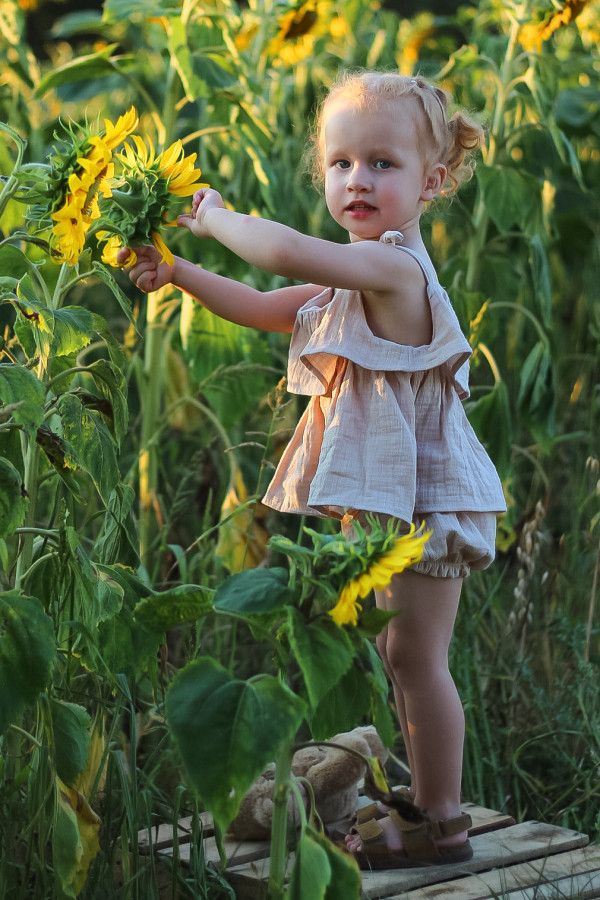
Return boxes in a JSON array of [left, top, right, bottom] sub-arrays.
[[431, 813, 473, 838], [355, 788, 413, 826], [388, 809, 473, 860], [355, 802, 381, 825], [354, 817, 384, 842], [354, 810, 473, 860], [388, 810, 437, 858]]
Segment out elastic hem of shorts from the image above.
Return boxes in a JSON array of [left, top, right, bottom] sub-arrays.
[[411, 560, 470, 579]]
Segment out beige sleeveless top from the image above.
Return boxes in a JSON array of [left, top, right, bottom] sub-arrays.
[[262, 232, 506, 522]]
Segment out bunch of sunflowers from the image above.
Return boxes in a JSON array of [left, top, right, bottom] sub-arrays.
[[23, 106, 207, 268]]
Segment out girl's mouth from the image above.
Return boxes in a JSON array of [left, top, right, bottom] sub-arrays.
[[345, 202, 376, 218]]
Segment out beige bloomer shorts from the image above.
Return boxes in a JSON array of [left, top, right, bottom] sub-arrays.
[[340, 509, 498, 579]]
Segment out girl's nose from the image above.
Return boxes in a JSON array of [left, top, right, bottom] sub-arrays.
[[346, 163, 370, 191]]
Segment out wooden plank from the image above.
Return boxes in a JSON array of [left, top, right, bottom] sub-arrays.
[[137, 798, 512, 855], [225, 851, 292, 899], [383, 845, 600, 899], [161, 833, 271, 869], [140, 804, 596, 900], [138, 812, 213, 853], [388, 871, 600, 900], [225, 821, 589, 900], [502, 871, 600, 900], [359, 822, 590, 899], [463, 801, 516, 836], [200, 803, 512, 871]]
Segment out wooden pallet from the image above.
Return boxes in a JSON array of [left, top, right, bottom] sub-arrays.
[[139, 802, 600, 899]]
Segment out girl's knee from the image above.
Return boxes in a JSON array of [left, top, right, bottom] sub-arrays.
[[380, 629, 447, 689], [375, 632, 394, 679]]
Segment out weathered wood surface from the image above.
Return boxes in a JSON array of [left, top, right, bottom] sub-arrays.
[[138, 802, 600, 900], [225, 820, 594, 899], [138, 800, 514, 856], [383, 844, 600, 900], [138, 811, 213, 853], [356, 821, 591, 899]]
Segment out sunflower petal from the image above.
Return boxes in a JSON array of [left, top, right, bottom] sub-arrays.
[[102, 106, 139, 150], [157, 139, 183, 172], [151, 230, 174, 266]]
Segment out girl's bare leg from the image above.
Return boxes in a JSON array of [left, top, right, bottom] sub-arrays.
[[346, 568, 467, 852], [390, 688, 416, 794]]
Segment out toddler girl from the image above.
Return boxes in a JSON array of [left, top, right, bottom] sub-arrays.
[[120, 71, 506, 868]]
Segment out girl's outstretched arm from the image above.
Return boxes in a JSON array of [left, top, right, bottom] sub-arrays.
[[178, 189, 412, 295], [118, 244, 322, 333]]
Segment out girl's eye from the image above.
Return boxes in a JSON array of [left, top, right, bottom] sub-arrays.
[[334, 159, 351, 169], [374, 159, 392, 169]]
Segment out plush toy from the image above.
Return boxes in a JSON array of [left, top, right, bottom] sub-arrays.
[[228, 726, 388, 841]]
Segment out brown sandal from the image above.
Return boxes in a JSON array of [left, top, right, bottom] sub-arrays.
[[354, 787, 414, 826], [352, 807, 473, 870]]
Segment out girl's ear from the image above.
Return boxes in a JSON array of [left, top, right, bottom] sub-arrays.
[[421, 164, 446, 200]]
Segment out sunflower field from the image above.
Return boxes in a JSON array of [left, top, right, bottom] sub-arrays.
[[0, 0, 599, 897]]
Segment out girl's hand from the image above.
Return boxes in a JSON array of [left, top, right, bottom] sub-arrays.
[[177, 188, 225, 239], [117, 245, 175, 293]]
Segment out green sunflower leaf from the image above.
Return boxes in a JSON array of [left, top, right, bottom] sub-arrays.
[[34, 44, 122, 97], [49, 699, 91, 788], [85, 358, 129, 446], [308, 666, 371, 741], [0, 592, 57, 735], [287, 607, 355, 711], [213, 566, 293, 615], [287, 826, 361, 900], [0, 363, 46, 438], [166, 657, 305, 834], [13, 293, 99, 362], [90, 263, 136, 329], [134, 588, 213, 632], [94, 484, 140, 569], [0, 457, 28, 541], [57, 393, 120, 504], [287, 828, 331, 900]]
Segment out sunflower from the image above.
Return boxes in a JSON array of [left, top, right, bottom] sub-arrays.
[[519, 0, 593, 51], [34, 108, 139, 266], [266, 0, 333, 66], [96, 135, 208, 267], [329, 523, 431, 627]]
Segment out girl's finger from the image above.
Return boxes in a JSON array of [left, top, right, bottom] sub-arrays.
[[177, 214, 196, 232]]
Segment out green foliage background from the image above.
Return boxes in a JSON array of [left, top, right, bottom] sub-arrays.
[[0, 0, 599, 896]]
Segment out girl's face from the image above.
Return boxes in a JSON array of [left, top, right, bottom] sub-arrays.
[[322, 97, 442, 242]]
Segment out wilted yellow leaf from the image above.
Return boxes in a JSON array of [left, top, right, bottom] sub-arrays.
[[216, 465, 269, 572], [367, 756, 391, 795], [55, 778, 101, 896], [73, 712, 107, 800]]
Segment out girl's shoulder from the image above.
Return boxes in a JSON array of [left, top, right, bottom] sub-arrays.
[[378, 232, 439, 285]]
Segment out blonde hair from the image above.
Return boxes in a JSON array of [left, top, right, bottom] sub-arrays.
[[308, 70, 484, 194]]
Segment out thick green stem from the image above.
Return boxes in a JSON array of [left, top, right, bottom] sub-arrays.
[[49, 261, 72, 313], [268, 741, 294, 900], [0, 174, 20, 223], [138, 289, 167, 571], [14, 261, 70, 589], [14, 432, 41, 593], [137, 45, 182, 574]]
